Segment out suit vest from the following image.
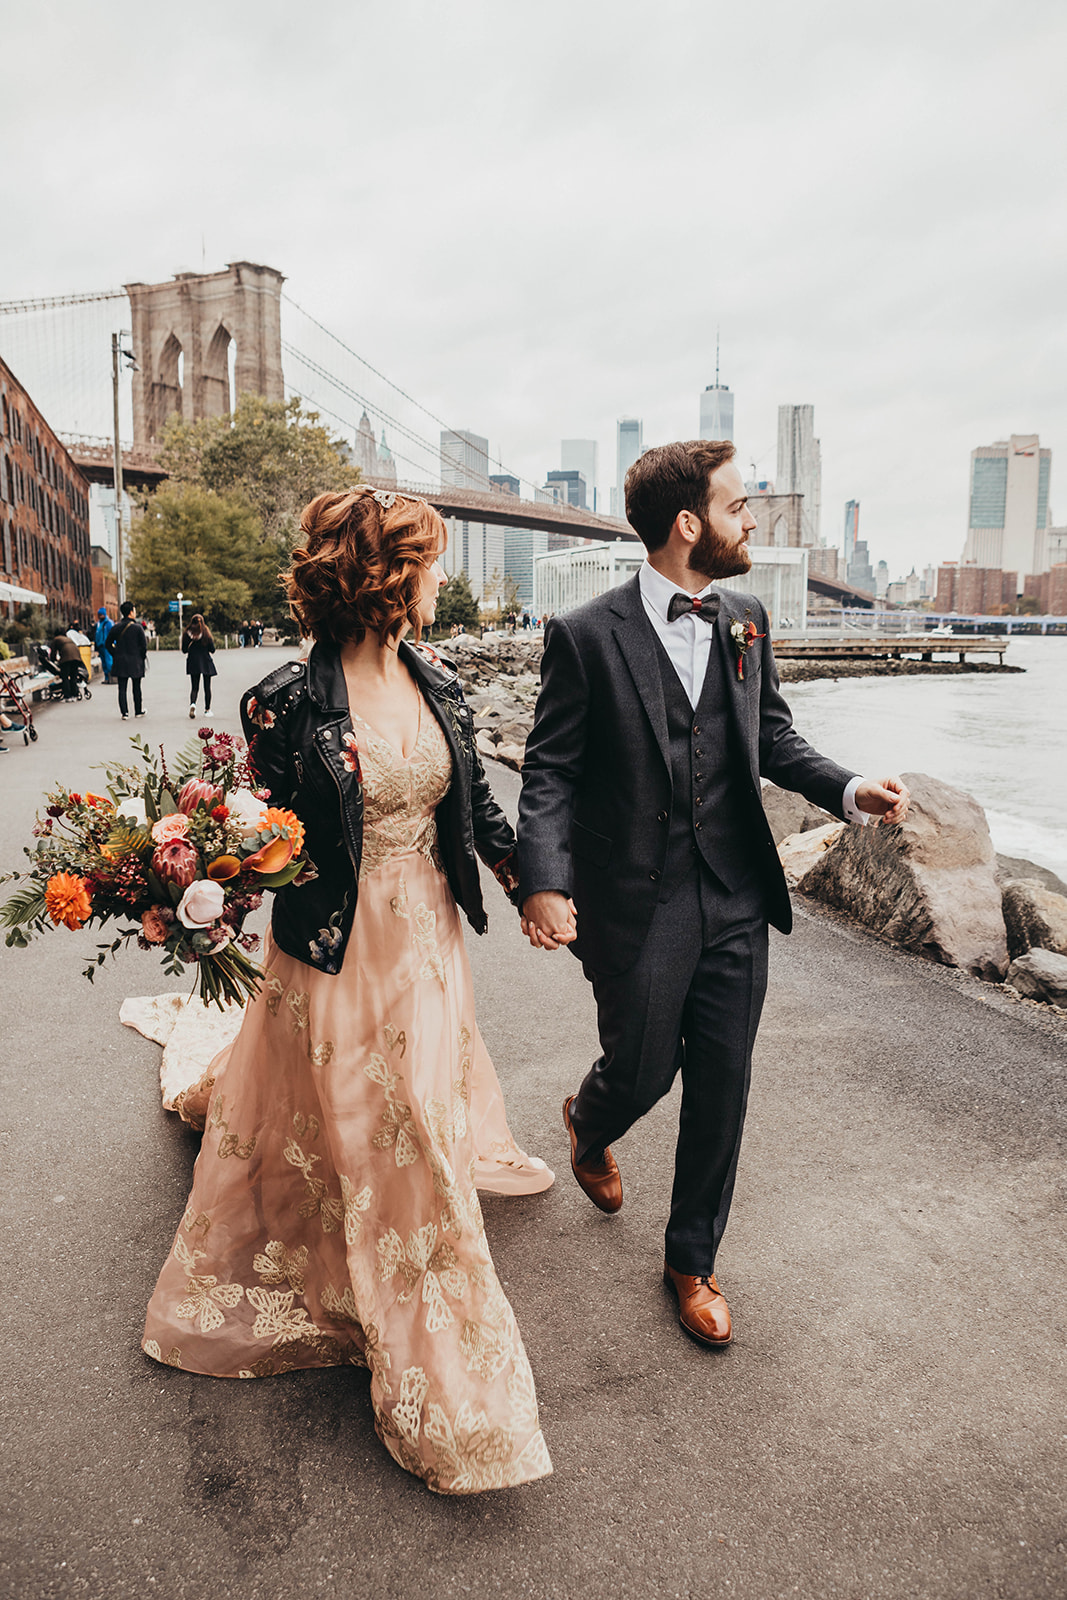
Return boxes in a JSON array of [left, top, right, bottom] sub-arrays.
[[653, 630, 755, 898]]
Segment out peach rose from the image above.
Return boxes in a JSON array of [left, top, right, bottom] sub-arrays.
[[140, 907, 171, 944], [177, 878, 226, 929], [151, 813, 190, 844]]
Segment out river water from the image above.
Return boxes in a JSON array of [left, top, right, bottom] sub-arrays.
[[783, 636, 1067, 882]]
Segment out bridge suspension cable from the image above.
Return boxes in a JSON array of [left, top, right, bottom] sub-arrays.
[[282, 293, 542, 498], [0, 289, 127, 316]]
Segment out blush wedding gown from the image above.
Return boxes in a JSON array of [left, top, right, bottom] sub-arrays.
[[138, 706, 554, 1494]]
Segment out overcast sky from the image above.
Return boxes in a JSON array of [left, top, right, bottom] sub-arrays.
[[3, 0, 1066, 577]]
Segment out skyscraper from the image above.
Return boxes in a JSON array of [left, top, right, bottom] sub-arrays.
[[616, 417, 643, 523], [962, 435, 1051, 592], [843, 499, 860, 566], [562, 440, 598, 511], [699, 339, 733, 441], [544, 470, 586, 509], [440, 429, 490, 490], [699, 384, 733, 441], [777, 405, 821, 545]]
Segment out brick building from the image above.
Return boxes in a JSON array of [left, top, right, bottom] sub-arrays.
[[1022, 566, 1067, 614], [0, 356, 93, 624], [935, 564, 1017, 614], [91, 546, 120, 621]]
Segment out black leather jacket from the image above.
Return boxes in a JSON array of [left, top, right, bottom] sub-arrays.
[[240, 639, 520, 975]]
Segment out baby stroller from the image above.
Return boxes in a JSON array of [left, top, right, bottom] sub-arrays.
[[38, 642, 92, 702]]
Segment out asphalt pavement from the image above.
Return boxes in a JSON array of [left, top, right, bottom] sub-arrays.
[[1, 647, 1064, 1600]]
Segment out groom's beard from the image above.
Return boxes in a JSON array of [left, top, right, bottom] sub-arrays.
[[690, 517, 752, 582]]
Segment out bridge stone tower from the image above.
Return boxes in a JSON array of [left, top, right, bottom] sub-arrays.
[[125, 261, 285, 445]]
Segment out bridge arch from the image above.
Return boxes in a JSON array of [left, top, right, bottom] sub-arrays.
[[201, 322, 234, 418], [126, 262, 284, 445]]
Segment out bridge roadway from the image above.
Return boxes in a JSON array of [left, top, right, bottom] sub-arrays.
[[1, 649, 1063, 1600], [61, 441, 632, 540]]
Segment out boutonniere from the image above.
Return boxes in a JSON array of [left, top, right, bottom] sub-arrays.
[[728, 617, 765, 680]]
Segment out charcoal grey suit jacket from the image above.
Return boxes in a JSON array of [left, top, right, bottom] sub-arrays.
[[517, 576, 857, 975]]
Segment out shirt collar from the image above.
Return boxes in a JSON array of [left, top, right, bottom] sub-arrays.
[[638, 558, 716, 624]]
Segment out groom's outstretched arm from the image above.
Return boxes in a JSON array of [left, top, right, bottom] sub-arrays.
[[518, 615, 590, 905]]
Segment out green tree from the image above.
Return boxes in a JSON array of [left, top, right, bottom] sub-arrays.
[[127, 484, 281, 630], [434, 570, 480, 634], [157, 394, 354, 547]]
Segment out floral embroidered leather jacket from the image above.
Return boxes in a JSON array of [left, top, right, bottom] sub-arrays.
[[241, 639, 520, 974]]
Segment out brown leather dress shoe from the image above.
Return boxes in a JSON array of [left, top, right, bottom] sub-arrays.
[[663, 1263, 733, 1346], [562, 1095, 622, 1213]]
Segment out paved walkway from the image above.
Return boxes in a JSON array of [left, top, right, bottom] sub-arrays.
[[1, 649, 1064, 1600]]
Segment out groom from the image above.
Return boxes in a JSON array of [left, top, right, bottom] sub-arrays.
[[517, 440, 908, 1347]]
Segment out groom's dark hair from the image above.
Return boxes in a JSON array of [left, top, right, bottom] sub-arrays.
[[625, 439, 736, 550]]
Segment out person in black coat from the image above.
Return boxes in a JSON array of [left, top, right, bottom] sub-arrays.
[[181, 614, 217, 719], [105, 601, 148, 719], [518, 439, 910, 1348]]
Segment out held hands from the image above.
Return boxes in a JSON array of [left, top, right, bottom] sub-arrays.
[[520, 892, 578, 951], [855, 776, 910, 826]]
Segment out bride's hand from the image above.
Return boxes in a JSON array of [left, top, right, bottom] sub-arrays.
[[520, 892, 577, 951]]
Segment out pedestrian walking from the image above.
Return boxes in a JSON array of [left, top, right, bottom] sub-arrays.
[[142, 484, 552, 1495], [181, 613, 217, 719], [518, 439, 910, 1349], [106, 601, 148, 720], [94, 607, 114, 683]]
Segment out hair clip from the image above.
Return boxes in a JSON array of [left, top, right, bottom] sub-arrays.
[[371, 490, 397, 509]]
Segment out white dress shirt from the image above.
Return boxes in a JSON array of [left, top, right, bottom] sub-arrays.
[[637, 558, 867, 825]]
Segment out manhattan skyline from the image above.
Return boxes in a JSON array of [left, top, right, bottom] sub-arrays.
[[1, 0, 1065, 579]]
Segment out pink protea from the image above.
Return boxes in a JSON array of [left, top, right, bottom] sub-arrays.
[[177, 778, 223, 815], [152, 838, 199, 889]]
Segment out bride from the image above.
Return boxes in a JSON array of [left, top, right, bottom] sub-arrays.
[[143, 486, 554, 1494]]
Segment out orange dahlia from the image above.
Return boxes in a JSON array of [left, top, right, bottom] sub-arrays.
[[45, 872, 92, 929], [260, 807, 305, 858]]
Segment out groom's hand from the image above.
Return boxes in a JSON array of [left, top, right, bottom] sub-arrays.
[[521, 892, 577, 951], [855, 776, 910, 825]]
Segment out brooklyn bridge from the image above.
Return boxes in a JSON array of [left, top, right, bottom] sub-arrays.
[[0, 262, 872, 608]]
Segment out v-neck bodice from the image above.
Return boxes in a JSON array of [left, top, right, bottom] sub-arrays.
[[353, 705, 452, 878]]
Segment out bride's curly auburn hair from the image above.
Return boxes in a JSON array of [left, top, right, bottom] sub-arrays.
[[284, 489, 447, 647]]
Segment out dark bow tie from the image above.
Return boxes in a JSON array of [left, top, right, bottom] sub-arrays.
[[667, 590, 721, 624]]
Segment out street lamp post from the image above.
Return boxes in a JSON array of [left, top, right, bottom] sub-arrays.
[[177, 591, 184, 639], [111, 333, 125, 605]]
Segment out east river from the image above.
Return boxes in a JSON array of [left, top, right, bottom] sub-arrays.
[[784, 635, 1067, 881]]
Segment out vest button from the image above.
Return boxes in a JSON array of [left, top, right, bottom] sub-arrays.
[[695, 797, 703, 806], [649, 870, 660, 882], [692, 724, 700, 735], [694, 748, 703, 757], [695, 821, 702, 830], [657, 810, 668, 823]]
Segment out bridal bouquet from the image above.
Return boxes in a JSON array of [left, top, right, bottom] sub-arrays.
[[0, 729, 310, 1008]]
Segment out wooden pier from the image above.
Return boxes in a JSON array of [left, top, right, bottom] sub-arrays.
[[770, 634, 1009, 665]]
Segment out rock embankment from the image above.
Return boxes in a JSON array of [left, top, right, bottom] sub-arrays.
[[770, 774, 1067, 1011], [443, 633, 1063, 1013], [443, 633, 543, 772]]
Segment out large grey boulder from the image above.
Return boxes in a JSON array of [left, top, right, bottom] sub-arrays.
[[800, 772, 1008, 979], [760, 782, 836, 844], [1006, 949, 1067, 1007], [995, 854, 1067, 897], [1001, 880, 1067, 959], [777, 822, 846, 888]]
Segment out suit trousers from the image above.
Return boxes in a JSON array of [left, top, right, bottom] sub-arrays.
[[569, 864, 768, 1276]]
